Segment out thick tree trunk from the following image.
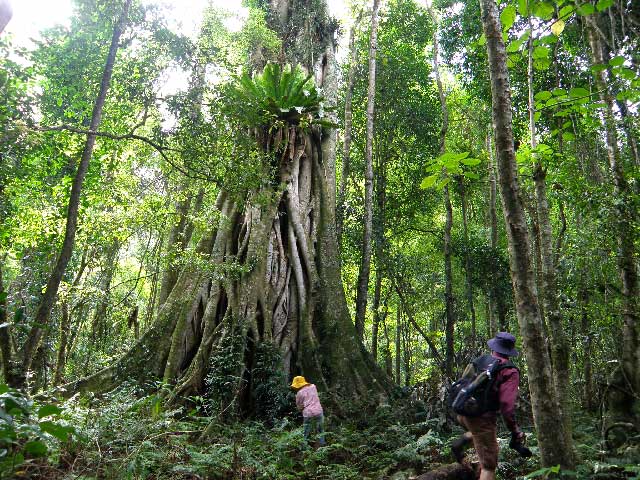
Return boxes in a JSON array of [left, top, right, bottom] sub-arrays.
[[63, 0, 392, 408], [355, 0, 382, 341], [587, 18, 640, 407], [479, 0, 574, 468], [16, 0, 132, 386]]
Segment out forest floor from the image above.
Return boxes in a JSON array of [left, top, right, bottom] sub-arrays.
[[8, 383, 639, 480]]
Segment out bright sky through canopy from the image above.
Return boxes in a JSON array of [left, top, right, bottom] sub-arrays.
[[4, 0, 348, 48]]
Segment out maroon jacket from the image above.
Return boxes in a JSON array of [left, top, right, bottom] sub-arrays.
[[490, 352, 520, 432]]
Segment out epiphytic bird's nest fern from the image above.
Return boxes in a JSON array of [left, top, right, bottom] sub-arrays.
[[230, 62, 335, 130]]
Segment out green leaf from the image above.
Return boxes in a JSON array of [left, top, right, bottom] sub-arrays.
[[534, 90, 553, 101], [577, 3, 595, 15], [534, 58, 552, 70], [24, 440, 48, 457], [420, 175, 438, 189], [619, 68, 637, 81], [590, 63, 608, 73], [461, 158, 481, 166], [500, 5, 517, 31], [609, 56, 625, 67], [506, 38, 525, 52], [533, 1, 554, 20], [552, 88, 567, 96], [569, 87, 590, 98], [562, 132, 575, 141], [464, 171, 480, 180], [596, 0, 614, 11], [39, 421, 73, 442], [517, 0, 528, 16], [436, 178, 451, 190], [37, 405, 62, 419], [559, 5, 575, 18], [478, 33, 486, 46], [533, 46, 550, 59], [534, 111, 542, 121]]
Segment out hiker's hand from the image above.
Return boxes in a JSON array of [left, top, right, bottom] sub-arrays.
[[509, 432, 532, 458], [511, 431, 526, 444]]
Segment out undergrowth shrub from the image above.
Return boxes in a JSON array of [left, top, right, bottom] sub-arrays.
[[0, 383, 75, 478]]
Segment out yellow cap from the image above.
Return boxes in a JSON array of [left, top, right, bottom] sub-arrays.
[[290, 376, 310, 389]]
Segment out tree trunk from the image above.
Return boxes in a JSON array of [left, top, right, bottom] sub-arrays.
[[355, 0, 382, 341], [53, 301, 71, 386], [430, 13, 456, 378], [16, 0, 133, 386], [62, 0, 392, 409], [478, 0, 573, 468], [487, 132, 507, 333], [527, 16, 574, 459], [371, 149, 388, 361], [395, 305, 401, 384], [587, 16, 640, 408], [579, 286, 594, 411], [458, 177, 477, 344], [336, 16, 360, 243]]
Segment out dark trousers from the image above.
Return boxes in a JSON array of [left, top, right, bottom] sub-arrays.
[[303, 414, 325, 445]]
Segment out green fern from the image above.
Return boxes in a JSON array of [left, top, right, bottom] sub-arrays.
[[230, 62, 335, 128]]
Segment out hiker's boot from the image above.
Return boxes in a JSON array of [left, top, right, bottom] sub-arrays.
[[451, 434, 472, 463]]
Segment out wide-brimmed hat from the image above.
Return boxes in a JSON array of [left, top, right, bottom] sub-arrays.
[[290, 376, 310, 389], [487, 332, 519, 357]]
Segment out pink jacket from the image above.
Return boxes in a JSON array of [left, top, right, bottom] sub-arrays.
[[295, 384, 323, 418]]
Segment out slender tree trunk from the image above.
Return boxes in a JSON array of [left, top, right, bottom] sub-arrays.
[[587, 17, 639, 404], [579, 286, 594, 411], [53, 301, 70, 386], [479, 0, 573, 467], [371, 151, 387, 361], [487, 132, 506, 333], [527, 15, 574, 459], [431, 12, 456, 378], [459, 177, 477, 344], [90, 242, 119, 344], [336, 16, 360, 243], [355, 0, 382, 341], [158, 194, 192, 307], [395, 305, 401, 384], [0, 263, 16, 383], [16, 0, 133, 385]]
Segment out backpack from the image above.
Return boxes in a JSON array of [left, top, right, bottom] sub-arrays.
[[448, 355, 517, 417]]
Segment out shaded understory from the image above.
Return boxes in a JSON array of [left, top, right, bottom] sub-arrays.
[[10, 384, 640, 480]]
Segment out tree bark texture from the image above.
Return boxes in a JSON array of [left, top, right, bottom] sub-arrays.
[[16, 0, 133, 385], [587, 17, 640, 405], [527, 17, 574, 458], [479, 0, 574, 467], [355, 0, 382, 341], [63, 0, 392, 408]]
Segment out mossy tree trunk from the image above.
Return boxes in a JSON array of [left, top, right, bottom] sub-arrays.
[[64, 0, 392, 411]]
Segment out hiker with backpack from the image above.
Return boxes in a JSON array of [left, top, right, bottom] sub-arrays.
[[449, 332, 532, 480]]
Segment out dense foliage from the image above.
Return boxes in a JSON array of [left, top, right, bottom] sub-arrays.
[[0, 0, 639, 477]]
